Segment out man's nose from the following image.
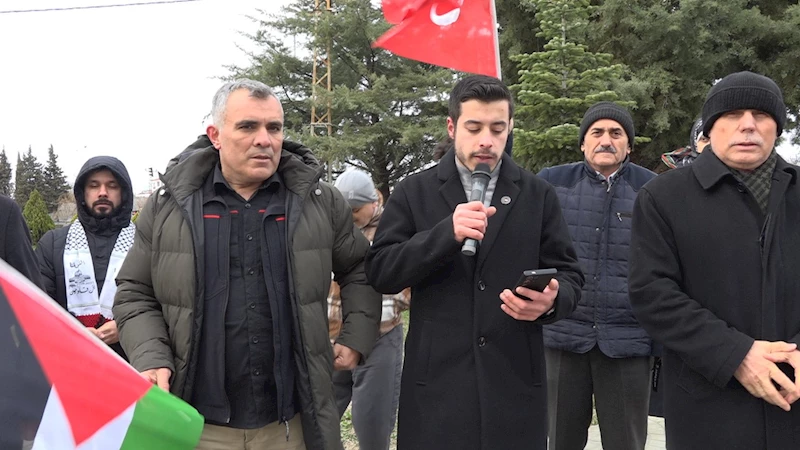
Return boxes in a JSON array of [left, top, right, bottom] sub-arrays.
[[253, 126, 271, 147], [739, 111, 757, 130], [478, 130, 493, 148]]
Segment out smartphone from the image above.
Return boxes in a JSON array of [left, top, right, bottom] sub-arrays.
[[514, 268, 557, 300]]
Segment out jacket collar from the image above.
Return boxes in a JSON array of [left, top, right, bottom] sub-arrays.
[[436, 146, 522, 270], [581, 156, 631, 182], [162, 135, 323, 203], [436, 146, 521, 184], [692, 148, 798, 191]]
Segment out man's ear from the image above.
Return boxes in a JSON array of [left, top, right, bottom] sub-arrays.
[[447, 117, 456, 139], [206, 124, 222, 149]]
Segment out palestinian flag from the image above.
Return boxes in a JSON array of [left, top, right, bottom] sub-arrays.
[[0, 259, 203, 449]]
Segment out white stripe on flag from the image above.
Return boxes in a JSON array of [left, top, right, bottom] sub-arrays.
[[32, 387, 136, 450]]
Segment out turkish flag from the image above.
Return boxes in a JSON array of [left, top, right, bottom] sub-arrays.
[[381, 0, 429, 24], [374, 0, 501, 78]]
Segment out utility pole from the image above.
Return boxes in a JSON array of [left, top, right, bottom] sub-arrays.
[[311, 0, 334, 181]]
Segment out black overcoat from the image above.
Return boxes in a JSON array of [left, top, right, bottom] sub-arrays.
[[630, 149, 800, 449], [366, 150, 584, 450]]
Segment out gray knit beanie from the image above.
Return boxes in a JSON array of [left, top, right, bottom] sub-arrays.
[[701, 71, 786, 137], [334, 169, 378, 207], [579, 102, 635, 149]]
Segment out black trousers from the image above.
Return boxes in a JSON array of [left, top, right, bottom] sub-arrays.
[[545, 345, 651, 450]]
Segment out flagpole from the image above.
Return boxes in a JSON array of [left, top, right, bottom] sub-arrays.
[[490, 0, 501, 80]]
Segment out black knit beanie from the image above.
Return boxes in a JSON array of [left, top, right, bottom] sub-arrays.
[[701, 71, 786, 137], [579, 102, 635, 150]]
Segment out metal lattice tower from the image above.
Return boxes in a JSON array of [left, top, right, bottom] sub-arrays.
[[310, 0, 333, 139]]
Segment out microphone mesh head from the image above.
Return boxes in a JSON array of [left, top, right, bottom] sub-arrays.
[[473, 163, 491, 179]]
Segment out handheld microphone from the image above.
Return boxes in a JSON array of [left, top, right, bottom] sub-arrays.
[[461, 163, 492, 257]]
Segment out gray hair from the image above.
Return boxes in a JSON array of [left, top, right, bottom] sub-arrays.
[[211, 79, 277, 125]]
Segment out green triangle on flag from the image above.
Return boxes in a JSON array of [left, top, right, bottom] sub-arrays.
[[119, 385, 203, 449]]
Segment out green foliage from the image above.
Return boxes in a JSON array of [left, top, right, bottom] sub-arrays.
[[230, 0, 455, 199], [495, 0, 545, 84], [14, 147, 43, 208], [22, 189, 54, 246], [0, 147, 12, 196], [511, 0, 638, 172], [587, 0, 800, 169], [131, 210, 139, 223], [41, 145, 71, 213]]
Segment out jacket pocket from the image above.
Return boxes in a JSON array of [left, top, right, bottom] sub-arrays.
[[676, 360, 716, 398], [528, 330, 543, 387], [415, 320, 433, 386], [616, 211, 633, 222]]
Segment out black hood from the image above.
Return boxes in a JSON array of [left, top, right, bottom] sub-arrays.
[[74, 156, 134, 234]]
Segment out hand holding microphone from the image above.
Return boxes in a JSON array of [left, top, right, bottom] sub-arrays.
[[456, 163, 496, 256]]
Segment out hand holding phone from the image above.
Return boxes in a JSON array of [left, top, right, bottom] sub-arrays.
[[514, 268, 557, 300]]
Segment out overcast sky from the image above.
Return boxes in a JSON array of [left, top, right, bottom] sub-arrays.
[[0, 0, 292, 194]]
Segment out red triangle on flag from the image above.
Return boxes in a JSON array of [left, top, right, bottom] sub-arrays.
[[0, 275, 151, 446]]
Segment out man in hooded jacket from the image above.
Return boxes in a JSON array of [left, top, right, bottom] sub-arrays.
[[36, 156, 134, 359]]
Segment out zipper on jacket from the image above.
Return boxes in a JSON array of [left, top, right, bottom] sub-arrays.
[[616, 212, 622, 222], [606, 176, 614, 193]]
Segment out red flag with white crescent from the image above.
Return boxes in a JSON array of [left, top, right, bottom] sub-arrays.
[[374, 0, 501, 78]]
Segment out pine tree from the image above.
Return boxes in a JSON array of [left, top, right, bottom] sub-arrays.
[[588, 0, 800, 168], [22, 189, 54, 246], [14, 146, 44, 208], [0, 147, 12, 196], [495, 0, 545, 84], [41, 145, 71, 213], [511, 0, 636, 172], [231, 0, 454, 199]]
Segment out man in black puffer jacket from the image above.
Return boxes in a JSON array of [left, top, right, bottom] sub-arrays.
[[36, 156, 134, 359]]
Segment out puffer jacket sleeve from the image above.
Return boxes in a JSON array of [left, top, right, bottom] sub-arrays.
[[113, 193, 176, 374], [328, 186, 381, 361]]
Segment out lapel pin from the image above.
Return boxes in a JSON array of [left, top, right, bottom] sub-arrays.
[[501, 196, 511, 205]]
